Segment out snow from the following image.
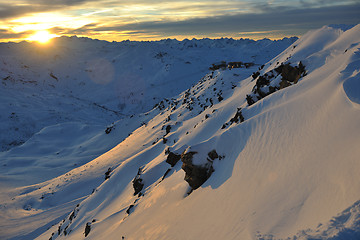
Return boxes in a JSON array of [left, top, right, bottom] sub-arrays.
[[1, 25, 360, 240], [0, 36, 295, 153]]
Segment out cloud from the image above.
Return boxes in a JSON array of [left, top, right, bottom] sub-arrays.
[[0, 28, 31, 40], [88, 2, 360, 37], [52, 23, 98, 35], [0, 0, 359, 41], [0, 0, 101, 19], [34, 0, 98, 5], [0, 4, 43, 19]]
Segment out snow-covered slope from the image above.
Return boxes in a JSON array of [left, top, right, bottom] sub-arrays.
[[1, 25, 360, 240], [0, 36, 295, 153], [0, 36, 297, 239]]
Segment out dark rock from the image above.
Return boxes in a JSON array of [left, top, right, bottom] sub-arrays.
[[252, 71, 260, 79], [165, 125, 171, 135], [256, 75, 270, 88], [133, 178, 143, 196], [181, 151, 214, 190], [105, 126, 113, 134], [126, 205, 134, 214], [229, 108, 244, 124], [132, 168, 144, 196], [248, 62, 306, 105], [84, 223, 91, 237], [281, 64, 302, 83], [69, 210, 75, 221], [246, 95, 255, 106], [207, 150, 219, 161], [209, 61, 227, 71], [268, 86, 277, 94], [279, 79, 292, 89], [104, 167, 112, 180], [274, 64, 284, 73], [256, 87, 267, 98], [166, 152, 181, 167]]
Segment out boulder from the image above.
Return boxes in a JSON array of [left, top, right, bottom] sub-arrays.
[[132, 178, 144, 196], [208, 150, 219, 160], [181, 150, 217, 190], [84, 223, 91, 237], [132, 168, 144, 196], [126, 205, 134, 214], [246, 95, 255, 106], [166, 152, 181, 167], [165, 125, 171, 135], [104, 167, 112, 180]]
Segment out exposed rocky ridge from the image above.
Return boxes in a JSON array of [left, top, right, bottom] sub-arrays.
[[246, 62, 306, 106], [132, 168, 144, 196], [166, 152, 181, 167]]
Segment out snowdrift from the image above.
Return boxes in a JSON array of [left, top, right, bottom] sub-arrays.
[[1, 25, 360, 240]]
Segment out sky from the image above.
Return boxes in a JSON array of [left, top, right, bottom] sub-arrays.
[[0, 0, 359, 42]]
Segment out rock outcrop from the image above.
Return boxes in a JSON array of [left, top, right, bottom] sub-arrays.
[[132, 168, 144, 196], [166, 152, 181, 167], [181, 149, 219, 190], [247, 62, 306, 106]]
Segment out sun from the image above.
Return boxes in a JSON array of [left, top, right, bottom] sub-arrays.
[[27, 30, 57, 44]]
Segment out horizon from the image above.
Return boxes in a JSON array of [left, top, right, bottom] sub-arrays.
[[1, 33, 300, 45], [0, 0, 359, 43]]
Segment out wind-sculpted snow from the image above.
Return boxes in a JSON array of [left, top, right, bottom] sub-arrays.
[[1, 25, 360, 240], [257, 200, 360, 240], [343, 50, 360, 105], [295, 200, 360, 240]]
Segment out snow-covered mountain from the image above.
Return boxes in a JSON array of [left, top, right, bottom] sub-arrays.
[[1, 24, 360, 240], [0, 36, 296, 154]]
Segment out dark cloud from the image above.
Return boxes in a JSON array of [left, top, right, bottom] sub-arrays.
[[34, 0, 98, 5], [54, 23, 99, 35], [90, 2, 360, 37], [0, 0, 100, 19], [0, 4, 44, 19], [0, 28, 31, 39], [0, 1, 359, 41]]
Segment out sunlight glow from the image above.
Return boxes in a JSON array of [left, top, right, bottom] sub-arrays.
[[27, 30, 58, 44], [0, 0, 355, 43], [11, 13, 92, 33]]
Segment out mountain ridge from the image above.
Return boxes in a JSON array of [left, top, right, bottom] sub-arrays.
[[1, 25, 359, 240]]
